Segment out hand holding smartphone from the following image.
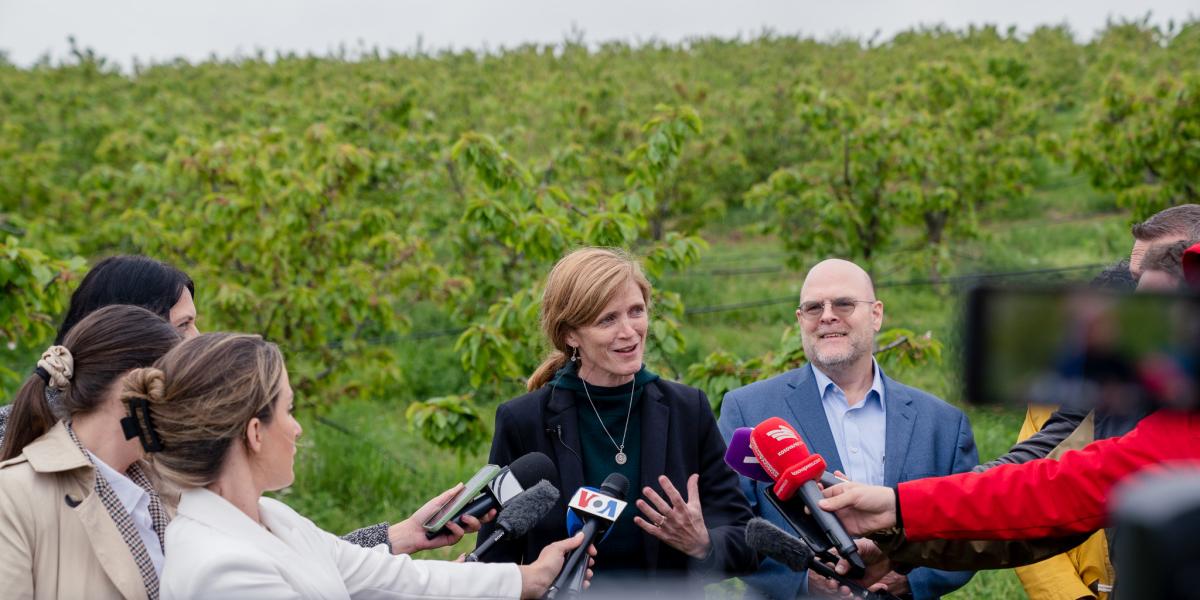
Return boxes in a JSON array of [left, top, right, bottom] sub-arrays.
[[422, 464, 502, 537]]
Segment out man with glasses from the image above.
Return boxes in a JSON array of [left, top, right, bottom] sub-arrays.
[[717, 258, 978, 600]]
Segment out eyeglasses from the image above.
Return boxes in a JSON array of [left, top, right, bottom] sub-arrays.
[[797, 298, 876, 321]]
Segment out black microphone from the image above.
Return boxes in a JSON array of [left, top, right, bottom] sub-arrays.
[[745, 518, 901, 600], [429, 452, 557, 540], [796, 476, 866, 577], [762, 487, 836, 559], [468, 480, 560, 562], [544, 472, 630, 600]]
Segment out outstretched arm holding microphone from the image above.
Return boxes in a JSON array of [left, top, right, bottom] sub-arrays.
[[817, 410, 1200, 542]]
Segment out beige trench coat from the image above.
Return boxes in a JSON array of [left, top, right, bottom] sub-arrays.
[[0, 421, 174, 600]]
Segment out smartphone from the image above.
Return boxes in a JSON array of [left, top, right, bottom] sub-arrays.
[[422, 464, 502, 533], [964, 285, 1200, 412]]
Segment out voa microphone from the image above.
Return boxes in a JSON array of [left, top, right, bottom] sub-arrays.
[[544, 472, 629, 599]]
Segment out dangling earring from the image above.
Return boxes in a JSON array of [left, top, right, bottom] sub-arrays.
[[570, 346, 579, 362]]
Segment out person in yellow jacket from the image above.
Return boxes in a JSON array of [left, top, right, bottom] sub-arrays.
[[1013, 405, 1113, 600]]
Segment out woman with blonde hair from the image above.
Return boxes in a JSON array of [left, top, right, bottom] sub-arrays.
[[478, 247, 757, 593], [0, 304, 182, 600], [124, 332, 587, 599]]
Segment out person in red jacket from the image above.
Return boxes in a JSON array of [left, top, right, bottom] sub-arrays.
[[818, 407, 1200, 542]]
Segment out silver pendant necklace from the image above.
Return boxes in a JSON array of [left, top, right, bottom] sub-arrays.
[[581, 377, 636, 465]]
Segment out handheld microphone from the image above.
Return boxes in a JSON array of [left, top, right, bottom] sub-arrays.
[[745, 518, 901, 600], [467, 480, 559, 562], [725, 426, 845, 487], [750, 417, 865, 577], [431, 451, 557, 540], [544, 473, 629, 600]]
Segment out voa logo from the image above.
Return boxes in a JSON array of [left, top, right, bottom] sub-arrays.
[[569, 488, 628, 521]]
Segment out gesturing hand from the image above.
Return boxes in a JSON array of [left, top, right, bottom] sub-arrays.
[[633, 474, 711, 559], [817, 481, 897, 536]]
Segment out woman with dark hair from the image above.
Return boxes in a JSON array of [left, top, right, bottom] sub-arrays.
[[0, 305, 182, 599], [479, 247, 757, 594], [54, 255, 199, 342], [1, 254, 452, 552]]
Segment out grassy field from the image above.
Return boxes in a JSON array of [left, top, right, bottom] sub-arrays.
[[281, 161, 1130, 598]]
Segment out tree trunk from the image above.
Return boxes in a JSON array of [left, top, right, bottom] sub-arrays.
[[924, 210, 948, 284]]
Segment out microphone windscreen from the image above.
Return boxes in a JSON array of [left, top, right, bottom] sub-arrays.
[[724, 427, 774, 482], [749, 417, 809, 479], [600, 472, 629, 500], [745, 517, 815, 574], [508, 452, 558, 488], [496, 480, 559, 537]]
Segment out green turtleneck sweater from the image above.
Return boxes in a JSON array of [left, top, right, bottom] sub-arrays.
[[550, 362, 659, 575]]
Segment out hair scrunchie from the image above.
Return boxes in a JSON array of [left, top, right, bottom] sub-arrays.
[[37, 346, 74, 389]]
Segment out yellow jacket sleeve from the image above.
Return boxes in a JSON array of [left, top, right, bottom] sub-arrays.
[[1011, 406, 1111, 600]]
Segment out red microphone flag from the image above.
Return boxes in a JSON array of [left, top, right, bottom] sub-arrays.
[[748, 417, 827, 500]]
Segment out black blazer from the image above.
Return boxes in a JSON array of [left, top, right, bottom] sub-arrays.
[[478, 378, 758, 581]]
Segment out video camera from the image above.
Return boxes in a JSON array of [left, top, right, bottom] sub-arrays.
[[964, 285, 1200, 413]]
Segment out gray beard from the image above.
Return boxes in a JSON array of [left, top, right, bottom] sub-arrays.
[[805, 339, 870, 376]]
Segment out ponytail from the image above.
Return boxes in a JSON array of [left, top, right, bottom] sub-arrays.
[[0, 375, 58, 461], [120, 368, 168, 453], [527, 350, 569, 391]]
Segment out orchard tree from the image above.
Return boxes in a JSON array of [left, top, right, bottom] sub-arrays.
[[437, 107, 708, 453], [746, 84, 907, 275], [890, 61, 1044, 279], [1072, 72, 1200, 220], [119, 124, 447, 409]]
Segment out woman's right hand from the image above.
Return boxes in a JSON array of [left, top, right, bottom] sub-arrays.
[[517, 532, 596, 599]]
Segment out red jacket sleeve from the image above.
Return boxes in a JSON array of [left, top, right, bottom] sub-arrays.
[[899, 410, 1200, 541]]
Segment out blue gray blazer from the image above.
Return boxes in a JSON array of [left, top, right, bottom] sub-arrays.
[[717, 364, 978, 600]]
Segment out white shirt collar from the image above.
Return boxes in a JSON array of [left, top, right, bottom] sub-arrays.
[[87, 450, 149, 514], [811, 358, 887, 408]]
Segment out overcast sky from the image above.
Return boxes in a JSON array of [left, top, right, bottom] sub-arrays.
[[1, 0, 1195, 68]]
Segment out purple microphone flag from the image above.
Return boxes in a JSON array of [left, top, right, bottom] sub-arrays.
[[724, 427, 774, 482]]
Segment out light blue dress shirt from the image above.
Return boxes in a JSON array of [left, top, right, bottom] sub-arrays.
[[811, 359, 887, 486]]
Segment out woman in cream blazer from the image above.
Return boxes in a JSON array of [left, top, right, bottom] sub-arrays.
[[125, 333, 588, 599]]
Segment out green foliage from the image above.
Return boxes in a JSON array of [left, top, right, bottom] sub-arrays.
[[1071, 72, 1200, 220], [749, 58, 1045, 278], [404, 393, 491, 461], [0, 236, 86, 385], [890, 61, 1044, 278], [446, 106, 710, 406], [745, 85, 904, 274]]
